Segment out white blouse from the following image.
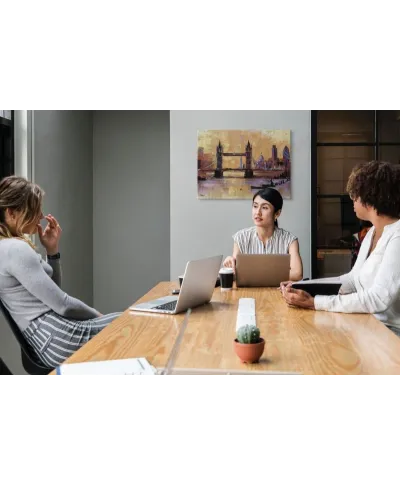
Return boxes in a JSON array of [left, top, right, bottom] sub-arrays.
[[233, 227, 297, 255], [314, 219, 400, 331]]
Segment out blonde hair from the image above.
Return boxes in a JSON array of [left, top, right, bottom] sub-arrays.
[[0, 176, 44, 248]]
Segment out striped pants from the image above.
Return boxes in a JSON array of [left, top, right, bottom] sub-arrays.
[[388, 325, 400, 338], [23, 311, 122, 368]]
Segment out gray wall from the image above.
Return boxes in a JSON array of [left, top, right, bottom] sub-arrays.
[[33, 111, 94, 305], [93, 111, 170, 313], [170, 110, 311, 279], [0, 110, 94, 374]]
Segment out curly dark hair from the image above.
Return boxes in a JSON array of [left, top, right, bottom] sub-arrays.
[[346, 160, 400, 218]]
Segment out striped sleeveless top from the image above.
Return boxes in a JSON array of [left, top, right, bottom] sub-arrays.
[[233, 227, 297, 255]]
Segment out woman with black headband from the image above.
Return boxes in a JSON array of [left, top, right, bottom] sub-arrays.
[[223, 187, 303, 281]]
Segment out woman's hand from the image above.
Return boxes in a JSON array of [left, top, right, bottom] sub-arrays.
[[281, 286, 315, 309], [37, 214, 62, 255], [280, 280, 294, 291], [223, 256, 236, 271]]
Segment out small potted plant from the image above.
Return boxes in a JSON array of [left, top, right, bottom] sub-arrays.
[[234, 325, 265, 364]]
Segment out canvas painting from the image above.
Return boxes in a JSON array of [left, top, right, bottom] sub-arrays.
[[197, 130, 291, 199]]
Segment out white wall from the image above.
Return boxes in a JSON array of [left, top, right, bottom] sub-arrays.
[[170, 111, 311, 279], [13, 110, 32, 180], [93, 111, 170, 313]]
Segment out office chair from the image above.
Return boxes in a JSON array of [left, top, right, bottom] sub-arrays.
[[0, 300, 54, 375], [0, 357, 12, 375]]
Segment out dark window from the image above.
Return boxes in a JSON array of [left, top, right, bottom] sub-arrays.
[[0, 110, 15, 179], [311, 111, 400, 278]]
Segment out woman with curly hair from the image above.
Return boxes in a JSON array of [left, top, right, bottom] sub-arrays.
[[281, 160, 400, 337]]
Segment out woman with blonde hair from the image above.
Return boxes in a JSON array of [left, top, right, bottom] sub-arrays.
[[0, 176, 120, 368]]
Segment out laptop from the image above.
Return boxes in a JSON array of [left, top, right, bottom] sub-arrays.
[[235, 254, 290, 287], [130, 255, 223, 314]]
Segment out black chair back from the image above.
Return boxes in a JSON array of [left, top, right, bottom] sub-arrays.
[[0, 300, 53, 375], [0, 357, 12, 374]]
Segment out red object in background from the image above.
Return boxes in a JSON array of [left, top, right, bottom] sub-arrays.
[[351, 226, 372, 267]]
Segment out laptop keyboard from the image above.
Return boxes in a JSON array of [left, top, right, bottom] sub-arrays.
[[153, 301, 178, 312]]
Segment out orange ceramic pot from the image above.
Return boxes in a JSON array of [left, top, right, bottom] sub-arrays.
[[233, 338, 265, 364]]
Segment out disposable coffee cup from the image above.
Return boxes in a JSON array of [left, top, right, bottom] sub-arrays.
[[178, 275, 184, 287], [219, 268, 234, 291]]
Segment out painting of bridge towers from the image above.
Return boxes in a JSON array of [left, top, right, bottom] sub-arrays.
[[197, 130, 291, 200]]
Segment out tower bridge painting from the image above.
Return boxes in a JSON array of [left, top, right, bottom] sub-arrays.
[[198, 130, 291, 200]]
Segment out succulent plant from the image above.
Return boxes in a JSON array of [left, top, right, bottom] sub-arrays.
[[236, 325, 261, 344]]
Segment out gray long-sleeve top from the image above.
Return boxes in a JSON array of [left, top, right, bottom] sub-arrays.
[[0, 238, 100, 332]]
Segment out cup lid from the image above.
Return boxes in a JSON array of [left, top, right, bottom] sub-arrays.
[[219, 267, 234, 274]]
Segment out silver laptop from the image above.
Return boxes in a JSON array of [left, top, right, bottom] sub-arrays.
[[130, 255, 223, 314], [235, 254, 290, 287]]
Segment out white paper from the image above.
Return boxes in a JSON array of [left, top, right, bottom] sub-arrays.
[[236, 314, 257, 330], [236, 298, 256, 330], [238, 298, 256, 314], [57, 357, 157, 375]]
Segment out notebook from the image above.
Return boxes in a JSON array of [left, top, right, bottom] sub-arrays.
[[56, 357, 157, 375], [291, 279, 342, 297]]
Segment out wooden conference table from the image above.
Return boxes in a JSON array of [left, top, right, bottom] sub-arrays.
[[50, 283, 400, 375]]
